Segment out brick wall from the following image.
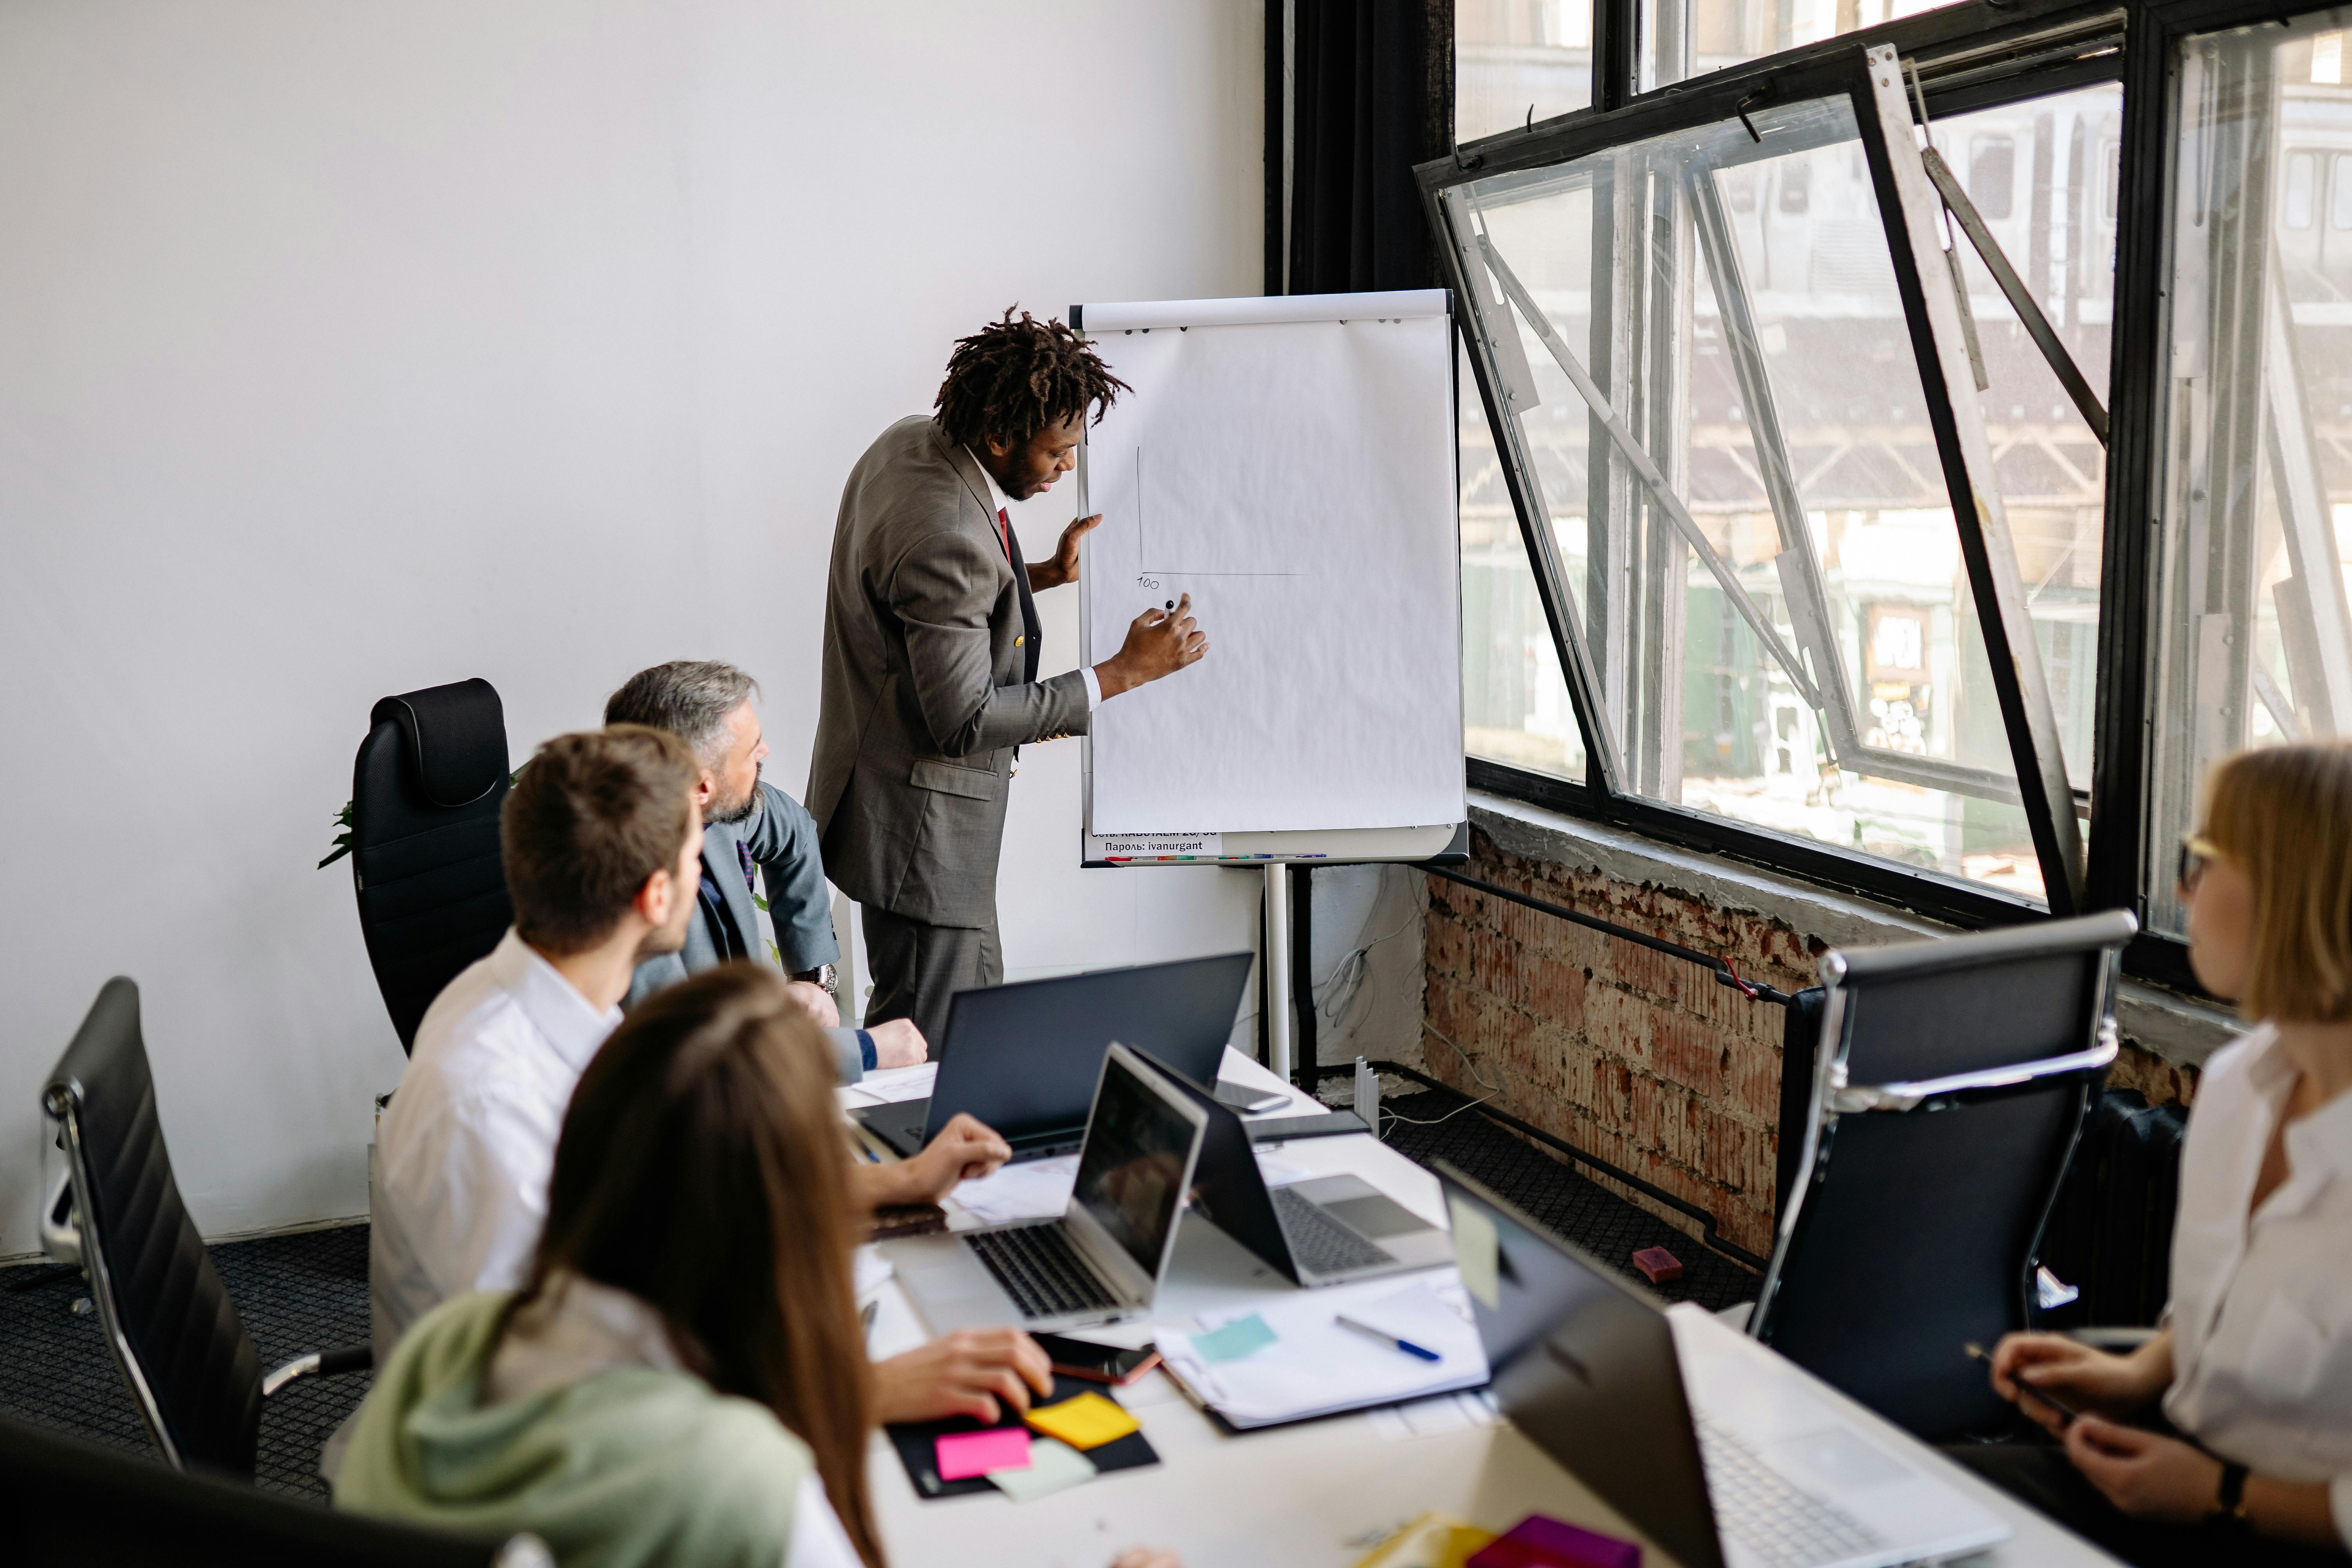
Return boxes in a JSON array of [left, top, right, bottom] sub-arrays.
[[1421, 827, 2197, 1261]]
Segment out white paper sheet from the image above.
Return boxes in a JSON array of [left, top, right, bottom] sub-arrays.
[[1080, 313, 1464, 835], [1157, 1279, 1486, 1425], [948, 1153, 1080, 1227]]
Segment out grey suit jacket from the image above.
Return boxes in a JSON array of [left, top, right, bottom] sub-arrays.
[[626, 779, 862, 1082], [808, 416, 1090, 927]]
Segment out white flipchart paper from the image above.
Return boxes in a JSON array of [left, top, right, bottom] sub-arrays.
[[1080, 312, 1464, 835]]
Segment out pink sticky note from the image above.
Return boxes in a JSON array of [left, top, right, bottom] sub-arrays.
[[935, 1426, 1032, 1481]]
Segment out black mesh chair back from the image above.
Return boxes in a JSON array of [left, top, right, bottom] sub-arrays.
[[42, 977, 263, 1474], [0, 1410, 528, 1567], [352, 677, 513, 1051], [1749, 909, 2136, 1441]]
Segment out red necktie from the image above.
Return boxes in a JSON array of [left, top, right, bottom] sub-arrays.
[[995, 506, 1012, 562]]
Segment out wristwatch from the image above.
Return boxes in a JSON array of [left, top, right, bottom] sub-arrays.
[[791, 963, 839, 997], [2213, 1461, 2250, 1525]]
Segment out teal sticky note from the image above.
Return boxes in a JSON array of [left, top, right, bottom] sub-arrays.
[[989, 1437, 1096, 1503], [1194, 1312, 1279, 1363]]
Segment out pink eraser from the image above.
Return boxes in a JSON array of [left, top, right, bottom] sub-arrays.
[[1468, 1514, 1641, 1568], [1631, 1246, 1683, 1284], [935, 1426, 1031, 1481]]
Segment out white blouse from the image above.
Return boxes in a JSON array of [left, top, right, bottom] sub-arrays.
[[490, 1274, 865, 1568], [2162, 1023, 2352, 1550]]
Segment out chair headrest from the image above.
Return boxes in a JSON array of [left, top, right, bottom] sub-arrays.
[[369, 679, 508, 808]]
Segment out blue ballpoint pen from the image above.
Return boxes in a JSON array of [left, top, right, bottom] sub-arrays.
[[1335, 1314, 1441, 1362]]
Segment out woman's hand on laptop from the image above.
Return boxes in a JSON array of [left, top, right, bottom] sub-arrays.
[[867, 1017, 926, 1069], [872, 1328, 1054, 1423]]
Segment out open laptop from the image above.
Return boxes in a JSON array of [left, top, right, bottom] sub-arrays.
[[1435, 1165, 2008, 1568], [1154, 1063, 1453, 1284], [855, 953, 1252, 1162], [889, 1044, 1210, 1334]]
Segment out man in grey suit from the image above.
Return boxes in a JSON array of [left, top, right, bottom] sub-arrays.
[[609, 659, 925, 1081], [809, 310, 1207, 1044]]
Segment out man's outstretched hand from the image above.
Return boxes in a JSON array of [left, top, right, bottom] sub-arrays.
[[1096, 593, 1208, 699], [1028, 512, 1102, 592]]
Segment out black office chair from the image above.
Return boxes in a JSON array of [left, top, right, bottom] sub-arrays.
[[41, 978, 374, 1477], [0, 1409, 545, 1567], [1747, 909, 2137, 1441], [351, 678, 513, 1052]]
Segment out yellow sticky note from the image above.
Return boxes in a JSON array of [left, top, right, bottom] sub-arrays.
[[1347, 1513, 1495, 1568], [1023, 1391, 1139, 1451], [1448, 1196, 1500, 1308]]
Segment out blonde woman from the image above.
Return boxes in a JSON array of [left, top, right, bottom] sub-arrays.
[[1965, 743, 2352, 1564]]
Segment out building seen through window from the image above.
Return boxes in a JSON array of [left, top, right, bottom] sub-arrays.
[[2151, 18, 2352, 933], [1450, 69, 2116, 901]]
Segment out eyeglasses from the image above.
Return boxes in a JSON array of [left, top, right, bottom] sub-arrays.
[[2177, 833, 2222, 893]]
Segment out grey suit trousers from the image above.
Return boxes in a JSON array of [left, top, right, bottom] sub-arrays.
[[861, 905, 1001, 1049]]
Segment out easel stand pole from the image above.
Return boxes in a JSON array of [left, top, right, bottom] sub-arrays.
[[1263, 862, 1293, 1085]]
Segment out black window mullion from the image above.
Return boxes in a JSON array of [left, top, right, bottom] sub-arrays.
[[2083, 3, 2172, 926], [1850, 42, 2090, 915], [1424, 180, 1627, 793]]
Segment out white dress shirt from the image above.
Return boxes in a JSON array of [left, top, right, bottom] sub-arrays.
[[370, 929, 620, 1359], [967, 443, 1104, 708], [2163, 1022, 2352, 1548], [488, 1272, 860, 1568]]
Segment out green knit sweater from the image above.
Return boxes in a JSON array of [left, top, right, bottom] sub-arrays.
[[336, 1291, 812, 1568]]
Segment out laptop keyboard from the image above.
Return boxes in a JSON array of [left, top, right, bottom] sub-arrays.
[[966, 1222, 1120, 1319], [1271, 1186, 1396, 1275], [1697, 1417, 1885, 1568]]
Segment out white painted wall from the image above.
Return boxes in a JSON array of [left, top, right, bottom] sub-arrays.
[[0, 0, 1269, 1252]]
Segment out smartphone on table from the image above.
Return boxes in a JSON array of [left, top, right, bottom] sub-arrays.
[[1033, 1332, 1162, 1386]]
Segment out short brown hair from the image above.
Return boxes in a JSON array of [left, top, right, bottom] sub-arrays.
[[2200, 741, 2352, 1021], [934, 307, 1129, 451], [501, 726, 699, 957], [519, 965, 882, 1566]]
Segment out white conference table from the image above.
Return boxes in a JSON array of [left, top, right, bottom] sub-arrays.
[[840, 1047, 2120, 1568]]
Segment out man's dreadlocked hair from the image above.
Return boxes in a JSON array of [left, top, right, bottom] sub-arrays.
[[934, 307, 1131, 452]]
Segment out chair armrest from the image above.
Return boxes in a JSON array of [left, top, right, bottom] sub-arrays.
[[40, 1164, 80, 1267], [261, 1342, 374, 1400]]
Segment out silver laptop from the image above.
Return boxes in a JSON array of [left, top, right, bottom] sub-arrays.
[[1153, 1058, 1453, 1284], [1437, 1165, 2008, 1568], [889, 1044, 1209, 1334]]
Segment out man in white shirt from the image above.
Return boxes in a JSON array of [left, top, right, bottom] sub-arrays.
[[372, 724, 1054, 1426]]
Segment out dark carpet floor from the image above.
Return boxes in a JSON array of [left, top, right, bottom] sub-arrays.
[[0, 1223, 371, 1501], [1369, 1085, 1760, 1314], [0, 1084, 1753, 1501]]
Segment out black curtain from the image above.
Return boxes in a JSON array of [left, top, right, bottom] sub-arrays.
[[1285, 0, 1454, 294]]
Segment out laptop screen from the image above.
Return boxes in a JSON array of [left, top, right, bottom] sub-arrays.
[[1071, 1053, 1200, 1279], [1438, 1167, 1726, 1568]]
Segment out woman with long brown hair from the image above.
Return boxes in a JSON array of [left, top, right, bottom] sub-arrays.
[[335, 963, 1174, 1568]]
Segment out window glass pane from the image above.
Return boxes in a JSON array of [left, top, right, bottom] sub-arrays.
[[2151, 11, 2352, 935], [1935, 85, 2120, 795], [1459, 91, 2073, 899], [1458, 0, 1595, 143], [1641, 0, 1967, 93], [1462, 353, 1589, 781], [2332, 153, 2352, 228]]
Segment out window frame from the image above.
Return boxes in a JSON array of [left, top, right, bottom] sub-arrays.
[[1432, 0, 2129, 935], [1435, 0, 2352, 996]]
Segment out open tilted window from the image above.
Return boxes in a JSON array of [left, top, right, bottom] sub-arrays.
[[1428, 18, 2124, 914]]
